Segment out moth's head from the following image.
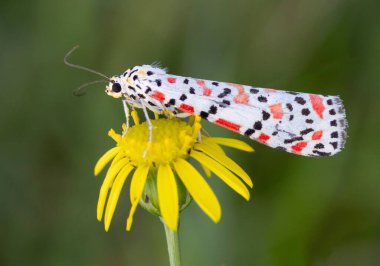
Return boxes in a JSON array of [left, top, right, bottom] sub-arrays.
[[105, 76, 123, 98]]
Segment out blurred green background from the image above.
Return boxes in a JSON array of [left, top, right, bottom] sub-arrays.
[[1, 0, 380, 265]]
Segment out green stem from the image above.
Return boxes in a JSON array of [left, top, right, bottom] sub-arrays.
[[161, 218, 181, 266]]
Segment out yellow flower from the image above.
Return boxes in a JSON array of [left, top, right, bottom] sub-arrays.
[[94, 113, 253, 232]]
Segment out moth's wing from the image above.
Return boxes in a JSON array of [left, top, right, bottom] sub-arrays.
[[138, 74, 347, 157]]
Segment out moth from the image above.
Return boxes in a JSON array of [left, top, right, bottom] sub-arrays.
[[65, 47, 347, 157]]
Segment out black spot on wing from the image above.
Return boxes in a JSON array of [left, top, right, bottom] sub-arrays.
[[180, 94, 187, 101], [244, 129, 255, 136], [284, 136, 303, 144], [330, 142, 338, 149], [258, 96, 267, 102], [300, 128, 313, 135], [262, 111, 270, 120], [200, 111, 209, 119], [222, 100, 231, 105], [331, 132, 338, 138], [250, 88, 259, 94], [168, 99, 176, 106], [313, 150, 331, 156], [301, 108, 310, 116], [217, 88, 231, 98], [314, 143, 324, 149], [253, 121, 262, 130], [209, 105, 218, 114], [295, 97, 306, 105]]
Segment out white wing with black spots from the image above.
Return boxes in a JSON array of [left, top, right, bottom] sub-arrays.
[[111, 65, 347, 157]]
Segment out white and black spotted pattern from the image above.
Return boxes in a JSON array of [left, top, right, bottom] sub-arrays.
[[105, 65, 347, 157]]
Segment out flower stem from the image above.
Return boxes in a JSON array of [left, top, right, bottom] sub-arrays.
[[162, 218, 181, 266]]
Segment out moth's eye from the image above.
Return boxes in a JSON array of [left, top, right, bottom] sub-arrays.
[[112, 83, 122, 93]]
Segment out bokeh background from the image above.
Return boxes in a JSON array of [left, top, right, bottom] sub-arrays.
[[1, 0, 380, 265]]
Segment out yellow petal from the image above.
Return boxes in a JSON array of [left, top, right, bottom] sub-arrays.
[[206, 137, 254, 152], [109, 151, 125, 167], [126, 198, 139, 231], [157, 164, 179, 230], [97, 158, 129, 221], [129, 164, 150, 202], [191, 151, 250, 201], [104, 164, 134, 231], [197, 139, 225, 155], [126, 164, 150, 231], [94, 147, 121, 176], [201, 164, 212, 178], [173, 158, 221, 223], [195, 143, 253, 188]]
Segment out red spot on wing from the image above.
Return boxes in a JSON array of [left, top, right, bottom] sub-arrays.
[[203, 88, 212, 96], [292, 141, 308, 152], [228, 83, 250, 104], [179, 104, 194, 113], [258, 133, 270, 142], [265, 88, 276, 93], [196, 80, 212, 96], [215, 119, 241, 132], [228, 83, 245, 92], [233, 94, 249, 104], [167, 77, 176, 84], [310, 94, 325, 119], [269, 103, 284, 119], [312, 130, 323, 140], [151, 91, 165, 102]]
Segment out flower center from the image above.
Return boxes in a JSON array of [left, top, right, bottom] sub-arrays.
[[116, 118, 200, 166]]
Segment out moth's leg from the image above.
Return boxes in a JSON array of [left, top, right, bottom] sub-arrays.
[[145, 102, 164, 114], [122, 100, 130, 137], [201, 127, 210, 137], [140, 100, 153, 158], [174, 112, 192, 118]]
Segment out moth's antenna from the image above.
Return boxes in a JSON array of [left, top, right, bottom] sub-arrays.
[[73, 79, 108, 96], [64, 45, 110, 80]]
